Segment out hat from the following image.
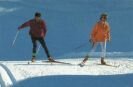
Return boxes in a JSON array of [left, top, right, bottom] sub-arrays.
[[35, 12, 41, 17], [101, 13, 108, 17], [100, 13, 108, 20]]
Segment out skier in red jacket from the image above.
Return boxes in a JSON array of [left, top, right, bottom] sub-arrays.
[[18, 12, 54, 62]]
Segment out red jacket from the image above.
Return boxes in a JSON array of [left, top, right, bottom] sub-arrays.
[[19, 19, 47, 38]]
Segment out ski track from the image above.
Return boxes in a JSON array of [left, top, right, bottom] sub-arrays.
[[0, 66, 6, 87], [0, 63, 16, 87]]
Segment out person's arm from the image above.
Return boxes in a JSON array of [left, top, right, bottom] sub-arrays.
[[18, 20, 31, 30], [89, 23, 98, 48], [90, 23, 98, 42], [41, 20, 47, 37]]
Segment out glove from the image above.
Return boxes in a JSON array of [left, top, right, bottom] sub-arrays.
[[18, 26, 21, 30], [89, 39, 92, 43]]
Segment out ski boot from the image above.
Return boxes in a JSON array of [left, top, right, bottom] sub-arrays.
[[31, 57, 36, 62], [79, 63, 85, 67], [101, 57, 106, 65], [79, 55, 89, 67], [48, 57, 55, 62]]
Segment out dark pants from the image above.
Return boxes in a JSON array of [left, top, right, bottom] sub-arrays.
[[31, 37, 51, 58]]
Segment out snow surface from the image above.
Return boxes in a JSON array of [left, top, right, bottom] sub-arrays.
[[0, 58, 133, 87]]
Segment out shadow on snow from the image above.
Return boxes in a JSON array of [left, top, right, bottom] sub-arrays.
[[12, 74, 133, 87]]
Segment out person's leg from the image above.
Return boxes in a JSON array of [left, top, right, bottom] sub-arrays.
[[31, 37, 37, 62], [100, 41, 107, 64], [38, 37, 54, 61], [80, 42, 98, 65]]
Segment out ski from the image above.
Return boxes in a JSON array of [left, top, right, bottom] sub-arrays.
[[25, 60, 73, 65], [78, 63, 85, 67], [26, 61, 43, 65], [78, 55, 89, 67], [97, 63, 119, 67], [15, 61, 46, 65], [42, 60, 73, 65]]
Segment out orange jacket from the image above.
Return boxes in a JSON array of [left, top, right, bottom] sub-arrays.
[[91, 21, 110, 42]]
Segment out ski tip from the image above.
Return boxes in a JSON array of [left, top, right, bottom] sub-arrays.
[[78, 63, 85, 67], [28, 62, 30, 64]]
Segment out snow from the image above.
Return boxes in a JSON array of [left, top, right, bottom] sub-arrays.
[[0, 65, 12, 87], [0, 58, 133, 87], [0, 0, 133, 87]]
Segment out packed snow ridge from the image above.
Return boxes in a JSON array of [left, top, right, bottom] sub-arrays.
[[0, 58, 133, 87]]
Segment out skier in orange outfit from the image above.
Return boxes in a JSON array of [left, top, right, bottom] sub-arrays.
[[79, 13, 111, 67]]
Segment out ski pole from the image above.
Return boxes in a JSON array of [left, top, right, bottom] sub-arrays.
[[73, 42, 88, 50], [74, 39, 94, 51], [36, 45, 41, 55], [103, 40, 107, 57], [12, 31, 20, 47]]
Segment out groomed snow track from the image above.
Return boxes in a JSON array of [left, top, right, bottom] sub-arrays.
[[0, 63, 16, 87]]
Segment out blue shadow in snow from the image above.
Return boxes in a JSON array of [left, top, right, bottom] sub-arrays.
[[12, 74, 133, 87]]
